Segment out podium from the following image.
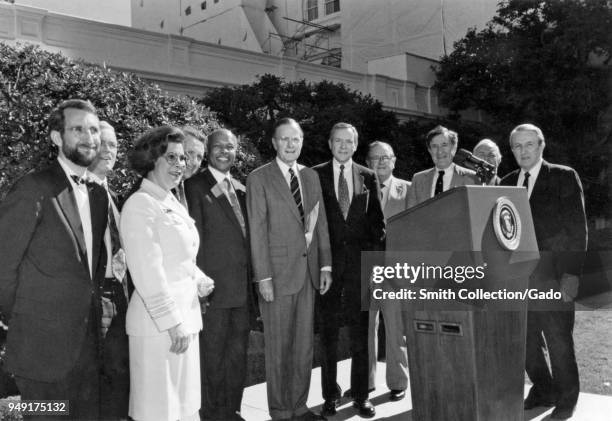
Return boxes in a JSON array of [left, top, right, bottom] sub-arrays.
[[386, 186, 539, 421]]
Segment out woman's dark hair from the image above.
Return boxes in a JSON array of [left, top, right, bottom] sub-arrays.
[[129, 126, 185, 176]]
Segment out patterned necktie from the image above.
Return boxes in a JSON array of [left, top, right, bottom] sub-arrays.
[[224, 178, 246, 237], [338, 164, 350, 219], [288, 167, 304, 224], [523, 172, 530, 190], [434, 170, 445, 196]]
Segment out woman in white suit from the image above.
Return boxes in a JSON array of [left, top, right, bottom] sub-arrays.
[[120, 126, 214, 421]]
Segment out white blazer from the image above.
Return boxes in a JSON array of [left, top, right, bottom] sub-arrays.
[[120, 178, 208, 337]]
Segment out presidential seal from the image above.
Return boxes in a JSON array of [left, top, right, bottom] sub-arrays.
[[493, 197, 521, 250]]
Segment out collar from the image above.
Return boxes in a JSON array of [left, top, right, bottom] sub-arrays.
[[89, 173, 108, 188], [57, 156, 89, 185], [521, 158, 543, 179], [380, 174, 393, 187], [435, 162, 455, 174], [140, 178, 174, 201], [275, 157, 301, 175], [208, 166, 231, 185], [333, 158, 353, 173]]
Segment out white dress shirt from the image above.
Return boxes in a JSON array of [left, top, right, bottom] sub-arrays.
[[517, 158, 543, 199], [430, 163, 456, 197], [380, 175, 392, 209], [57, 156, 93, 277], [332, 158, 354, 202], [275, 157, 304, 203], [208, 165, 235, 199]]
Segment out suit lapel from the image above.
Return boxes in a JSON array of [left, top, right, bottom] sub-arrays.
[[530, 161, 551, 204], [319, 161, 343, 218], [352, 164, 364, 198], [422, 168, 435, 199], [269, 161, 302, 223]]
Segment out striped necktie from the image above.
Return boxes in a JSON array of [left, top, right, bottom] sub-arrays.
[[288, 167, 304, 224]]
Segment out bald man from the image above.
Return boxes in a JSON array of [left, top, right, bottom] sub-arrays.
[[184, 129, 252, 421]]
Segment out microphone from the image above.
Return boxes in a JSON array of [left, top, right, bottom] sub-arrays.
[[453, 149, 496, 184]]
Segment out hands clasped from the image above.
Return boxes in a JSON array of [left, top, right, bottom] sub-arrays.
[[168, 323, 192, 354]]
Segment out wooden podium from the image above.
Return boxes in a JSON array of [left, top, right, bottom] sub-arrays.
[[386, 186, 539, 421]]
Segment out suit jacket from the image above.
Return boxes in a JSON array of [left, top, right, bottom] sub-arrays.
[[247, 160, 332, 296], [501, 160, 587, 284], [120, 178, 206, 336], [313, 161, 385, 280], [0, 161, 108, 382], [382, 175, 411, 219], [184, 169, 251, 309], [407, 164, 479, 208]]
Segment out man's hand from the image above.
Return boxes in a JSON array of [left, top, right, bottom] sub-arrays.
[[168, 323, 191, 354], [560, 273, 579, 302], [259, 279, 274, 302], [320, 271, 332, 295]]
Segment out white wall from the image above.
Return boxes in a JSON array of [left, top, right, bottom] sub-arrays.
[[15, 0, 131, 25]]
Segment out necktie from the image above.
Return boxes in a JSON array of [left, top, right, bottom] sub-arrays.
[[70, 174, 91, 185], [108, 201, 120, 255], [523, 172, 530, 190], [434, 170, 445, 196], [288, 168, 304, 224], [338, 164, 350, 219], [175, 181, 188, 209], [224, 178, 246, 237]]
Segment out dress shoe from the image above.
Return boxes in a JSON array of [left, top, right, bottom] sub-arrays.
[[524, 391, 555, 410], [343, 387, 375, 398], [297, 410, 327, 420], [353, 399, 376, 418], [550, 405, 576, 420], [321, 399, 339, 416], [389, 389, 406, 401]]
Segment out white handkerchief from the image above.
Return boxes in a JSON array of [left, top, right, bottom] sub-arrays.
[[304, 201, 319, 249]]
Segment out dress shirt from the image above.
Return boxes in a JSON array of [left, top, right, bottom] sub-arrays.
[[275, 157, 304, 204], [57, 156, 93, 277], [517, 158, 543, 199], [430, 163, 456, 198], [332, 159, 354, 202], [379, 175, 392, 209], [208, 165, 235, 200]]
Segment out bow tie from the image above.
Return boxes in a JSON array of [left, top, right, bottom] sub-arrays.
[[70, 174, 92, 185]]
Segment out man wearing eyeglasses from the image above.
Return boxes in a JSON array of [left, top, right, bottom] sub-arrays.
[[501, 124, 587, 420], [365, 141, 410, 403], [473, 138, 502, 185], [247, 118, 332, 421], [0, 99, 109, 419], [313, 123, 385, 418], [184, 129, 253, 421], [407, 125, 478, 207]]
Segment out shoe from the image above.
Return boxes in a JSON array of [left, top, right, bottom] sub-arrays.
[[321, 399, 339, 416], [524, 391, 555, 410], [550, 405, 576, 419], [389, 389, 406, 401], [297, 410, 327, 420], [343, 387, 375, 398], [353, 399, 376, 418]]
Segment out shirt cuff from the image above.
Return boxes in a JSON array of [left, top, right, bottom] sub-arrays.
[[256, 277, 272, 283], [320, 266, 332, 272]]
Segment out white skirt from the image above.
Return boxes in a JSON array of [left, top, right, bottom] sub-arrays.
[[129, 333, 200, 421]]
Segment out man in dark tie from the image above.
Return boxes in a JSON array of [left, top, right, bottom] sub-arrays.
[[407, 125, 478, 207], [88, 120, 130, 420], [184, 129, 252, 421], [313, 123, 385, 418], [247, 118, 332, 421], [365, 141, 410, 402], [0, 99, 108, 420], [473, 138, 502, 185], [501, 123, 587, 420]]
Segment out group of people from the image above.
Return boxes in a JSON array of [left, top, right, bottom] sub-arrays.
[[0, 98, 586, 421]]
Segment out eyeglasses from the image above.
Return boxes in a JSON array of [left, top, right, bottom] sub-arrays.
[[368, 155, 394, 162], [511, 142, 539, 152], [276, 136, 302, 144], [163, 152, 187, 166], [66, 126, 99, 137]]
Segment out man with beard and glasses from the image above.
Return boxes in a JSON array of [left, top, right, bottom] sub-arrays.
[[88, 121, 130, 420], [0, 99, 109, 420]]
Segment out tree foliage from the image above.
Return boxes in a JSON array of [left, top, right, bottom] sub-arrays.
[[434, 0, 612, 217], [0, 43, 225, 199]]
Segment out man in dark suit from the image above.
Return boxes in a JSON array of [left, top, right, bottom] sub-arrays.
[[501, 123, 587, 420], [247, 118, 332, 421], [0, 99, 108, 420], [184, 129, 252, 421], [407, 125, 478, 207], [473, 138, 502, 185], [88, 120, 130, 420], [313, 123, 385, 418]]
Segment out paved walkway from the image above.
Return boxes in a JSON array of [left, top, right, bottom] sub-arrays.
[[241, 359, 612, 420]]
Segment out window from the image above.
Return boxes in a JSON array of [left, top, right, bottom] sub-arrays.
[[201, 1, 206, 9], [325, 0, 339, 15], [306, 0, 318, 21], [185, 6, 191, 15]]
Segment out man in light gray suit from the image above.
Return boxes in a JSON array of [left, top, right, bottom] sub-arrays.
[[365, 141, 411, 402], [407, 125, 478, 207], [247, 118, 332, 421]]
